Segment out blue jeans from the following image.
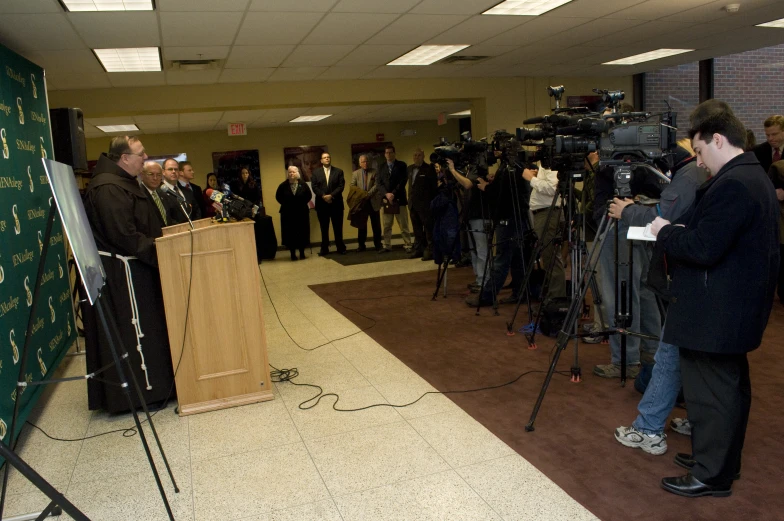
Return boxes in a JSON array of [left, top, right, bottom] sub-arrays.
[[468, 218, 491, 287], [597, 222, 661, 365], [633, 340, 681, 435], [481, 218, 528, 301]]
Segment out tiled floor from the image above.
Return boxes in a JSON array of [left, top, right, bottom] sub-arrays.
[[3, 247, 598, 521]]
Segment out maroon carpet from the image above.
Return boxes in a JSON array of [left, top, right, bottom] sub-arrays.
[[310, 267, 784, 521]]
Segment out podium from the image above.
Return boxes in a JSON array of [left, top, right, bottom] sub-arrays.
[[155, 218, 274, 416]]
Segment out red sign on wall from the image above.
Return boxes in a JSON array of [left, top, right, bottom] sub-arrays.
[[376, 133, 385, 141], [228, 123, 247, 136]]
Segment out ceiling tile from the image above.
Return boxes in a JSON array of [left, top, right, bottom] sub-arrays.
[[178, 123, 217, 132], [542, 0, 645, 17], [179, 111, 224, 124], [163, 47, 231, 61], [69, 12, 159, 48], [366, 14, 469, 45], [316, 65, 377, 80], [218, 110, 267, 124], [248, 0, 338, 11], [46, 72, 111, 89], [251, 107, 310, 126], [218, 68, 276, 83], [160, 12, 244, 46], [108, 72, 166, 88], [662, 0, 784, 24], [165, 70, 222, 85], [406, 64, 470, 78], [605, 0, 716, 21], [482, 16, 593, 46], [361, 65, 422, 79], [454, 44, 519, 57], [336, 45, 415, 66], [410, 0, 499, 15], [157, 0, 250, 10], [0, 14, 85, 52], [225, 46, 296, 68], [86, 116, 137, 126], [282, 45, 356, 67], [267, 67, 328, 82], [235, 12, 324, 45], [303, 13, 400, 45], [134, 114, 178, 127], [331, 0, 420, 13], [0, 0, 62, 13], [426, 15, 532, 45], [25, 50, 103, 73]]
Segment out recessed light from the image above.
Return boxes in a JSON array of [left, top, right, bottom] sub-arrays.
[[290, 115, 332, 123], [61, 0, 154, 11], [96, 124, 139, 132], [603, 48, 694, 65], [483, 0, 573, 16], [757, 17, 784, 28], [388, 45, 470, 66], [450, 110, 472, 116], [94, 47, 161, 72]]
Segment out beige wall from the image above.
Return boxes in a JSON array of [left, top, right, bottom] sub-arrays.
[[86, 118, 460, 244], [62, 73, 634, 247]]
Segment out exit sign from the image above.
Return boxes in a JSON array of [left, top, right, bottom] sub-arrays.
[[228, 122, 247, 136]]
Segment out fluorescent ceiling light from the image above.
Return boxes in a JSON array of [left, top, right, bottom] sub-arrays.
[[450, 110, 471, 116], [290, 115, 332, 123], [603, 48, 694, 65], [94, 47, 161, 72], [483, 0, 573, 16], [61, 0, 154, 11], [757, 18, 784, 28], [388, 45, 470, 66], [96, 124, 139, 132]]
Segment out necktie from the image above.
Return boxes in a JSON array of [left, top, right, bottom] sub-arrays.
[[151, 190, 167, 225], [362, 170, 367, 190], [773, 147, 781, 163]]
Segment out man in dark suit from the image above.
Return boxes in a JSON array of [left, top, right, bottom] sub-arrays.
[[752, 114, 784, 173], [311, 151, 347, 255], [407, 148, 438, 259], [139, 161, 171, 228], [178, 161, 204, 220], [377, 144, 412, 253], [650, 104, 779, 498]]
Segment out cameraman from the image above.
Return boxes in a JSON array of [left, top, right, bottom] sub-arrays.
[[610, 140, 708, 455], [466, 149, 532, 307], [591, 122, 662, 379], [443, 159, 494, 292]]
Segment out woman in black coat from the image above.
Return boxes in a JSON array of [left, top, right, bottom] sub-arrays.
[[232, 167, 262, 205], [276, 165, 312, 260]]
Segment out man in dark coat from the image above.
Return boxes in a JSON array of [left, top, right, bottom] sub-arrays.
[[310, 151, 347, 255], [178, 161, 204, 220], [377, 144, 412, 253], [276, 165, 312, 260], [752, 114, 784, 173], [650, 106, 779, 498], [407, 148, 437, 260], [82, 136, 175, 413]]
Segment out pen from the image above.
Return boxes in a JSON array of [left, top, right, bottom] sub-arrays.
[[656, 203, 662, 217]]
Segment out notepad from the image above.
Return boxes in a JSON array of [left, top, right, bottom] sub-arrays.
[[627, 223, 656, 241]]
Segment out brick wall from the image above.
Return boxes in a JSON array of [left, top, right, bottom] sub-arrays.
[[644, 43, 784, 144]]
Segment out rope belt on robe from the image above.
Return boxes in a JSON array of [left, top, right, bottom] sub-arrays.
[[98, 251, 153, 390]]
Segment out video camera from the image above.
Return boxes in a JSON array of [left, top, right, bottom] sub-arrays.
[[430, 131, 491, 173], [515, 87, 677, 188]]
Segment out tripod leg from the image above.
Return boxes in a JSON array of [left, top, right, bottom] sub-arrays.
[[95, 300, 177, 521]]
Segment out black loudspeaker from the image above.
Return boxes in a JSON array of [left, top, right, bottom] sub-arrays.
[[49, 107, 88, 171]]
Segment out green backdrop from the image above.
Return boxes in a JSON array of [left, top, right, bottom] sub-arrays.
[[0, 43, 76, 449]]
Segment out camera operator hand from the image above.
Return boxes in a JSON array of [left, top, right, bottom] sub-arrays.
[[522, 167, 537, 182], [608, 196, 633, 219]]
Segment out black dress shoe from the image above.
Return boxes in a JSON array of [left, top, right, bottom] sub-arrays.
[[317, 250, 330, 257], [377, 248, 391, 254], [339, 250, 347, 255], [661, 473, 732, 498], [408, 250, 423, 259], [357, 246, 367, 252], [674, 453, 741, 480]]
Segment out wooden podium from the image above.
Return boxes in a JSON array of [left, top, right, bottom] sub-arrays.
[[155, 218, 273, 416]]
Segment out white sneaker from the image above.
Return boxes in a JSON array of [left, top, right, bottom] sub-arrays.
[[614, 425, 667, 455], [670, 417, 692, 436]]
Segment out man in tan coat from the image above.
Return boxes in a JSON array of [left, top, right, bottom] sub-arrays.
[[350, 155, 383, 251]]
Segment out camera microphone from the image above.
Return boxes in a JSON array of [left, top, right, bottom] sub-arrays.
[[161, 183, 186, 204], [205, 188, 225, 203]]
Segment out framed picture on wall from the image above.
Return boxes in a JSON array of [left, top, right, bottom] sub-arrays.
[[212, 149, 262, 206], [350, 142, 392, 172], [283, 145, 328, 184]]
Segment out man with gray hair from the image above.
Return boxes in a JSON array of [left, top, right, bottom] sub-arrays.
[[407, 148, 437, 259], [82, 136, 174, 413], [350, 155, 383, 251]]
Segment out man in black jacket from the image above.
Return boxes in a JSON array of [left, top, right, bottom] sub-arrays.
[[178, 161, 204, 220], [752, 114, 784, 173], [650, 104, 779, 498], [407, 148, 437, 259], [377, 145, 412, 253], [311, 151, 347, 255]]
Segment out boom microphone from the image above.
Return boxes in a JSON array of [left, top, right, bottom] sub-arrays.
[[205, 188, 225, 203]]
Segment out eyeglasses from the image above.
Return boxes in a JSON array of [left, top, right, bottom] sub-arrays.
[[122, 150, 146, 158], [143, 171, 162, 177]]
